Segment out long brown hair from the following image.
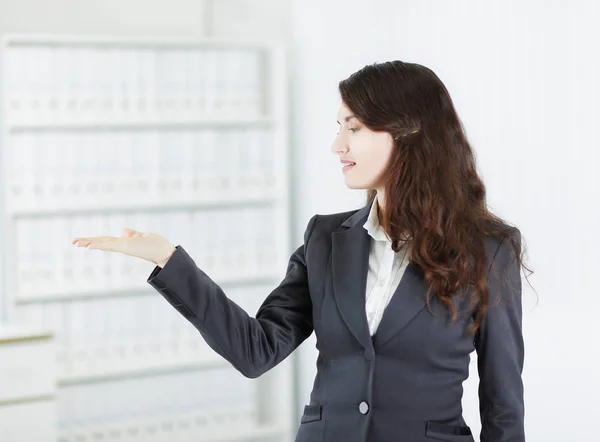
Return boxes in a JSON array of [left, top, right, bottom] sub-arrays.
[[339, 61, 533, 333]]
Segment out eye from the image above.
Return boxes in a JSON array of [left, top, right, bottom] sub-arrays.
[[349, 127, 359, 133]]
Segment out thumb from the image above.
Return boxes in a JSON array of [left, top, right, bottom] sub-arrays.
[[122, 228, 141, 238]]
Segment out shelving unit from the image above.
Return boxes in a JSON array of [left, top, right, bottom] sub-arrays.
[[0, 34, 293, 442], [0, 325, 57, 442]]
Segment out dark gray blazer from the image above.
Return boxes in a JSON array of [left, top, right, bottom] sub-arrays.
[[147, 201, 525, 442]]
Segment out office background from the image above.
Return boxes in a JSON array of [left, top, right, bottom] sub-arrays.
[[0, 1, 598, 441]]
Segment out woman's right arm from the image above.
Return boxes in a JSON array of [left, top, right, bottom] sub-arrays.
[[146, 214, 318, 378]]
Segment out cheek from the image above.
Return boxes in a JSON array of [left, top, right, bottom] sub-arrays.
[[364, 145, 393, 175], [348, 154, 390, 188], [347, 134, 394, 182]]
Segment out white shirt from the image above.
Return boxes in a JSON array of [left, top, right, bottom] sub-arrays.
[[363, 199, 410, 336]]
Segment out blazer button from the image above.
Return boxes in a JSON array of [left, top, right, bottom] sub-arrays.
[[358, 401, 369, 414]]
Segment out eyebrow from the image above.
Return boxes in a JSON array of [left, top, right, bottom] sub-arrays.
[[336, 115, 356, 124]]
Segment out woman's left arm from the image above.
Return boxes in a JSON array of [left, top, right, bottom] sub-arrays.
[[475, 231, 525, 442]]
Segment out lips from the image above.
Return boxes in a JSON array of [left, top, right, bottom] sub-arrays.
[[341, 162, 356, 173]]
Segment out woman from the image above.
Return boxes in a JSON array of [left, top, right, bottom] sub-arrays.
[[73, 61, 530, 442]]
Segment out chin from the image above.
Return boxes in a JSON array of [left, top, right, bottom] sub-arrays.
[[344, 180, 369, 190]]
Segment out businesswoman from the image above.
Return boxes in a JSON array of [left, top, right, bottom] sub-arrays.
[[73, 60, 530, 442]]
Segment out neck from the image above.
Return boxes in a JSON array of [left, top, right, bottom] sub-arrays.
[[375, 190, 385, 210], [374, 190, 411, 240], [375, 191, 385, 226]]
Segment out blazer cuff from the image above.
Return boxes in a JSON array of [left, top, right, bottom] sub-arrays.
[[147, 245, 197, 318], [148, 245, 187, 283]]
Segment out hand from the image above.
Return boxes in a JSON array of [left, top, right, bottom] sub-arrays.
[[72, 228, 177, 268]]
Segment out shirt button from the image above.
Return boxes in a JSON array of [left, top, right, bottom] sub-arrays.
[[358, 401, 369, 414]]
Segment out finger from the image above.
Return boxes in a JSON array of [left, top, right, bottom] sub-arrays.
[[72, 236, 119, 247], [73, 238, 99, 247], [86, 240, 121, 252]]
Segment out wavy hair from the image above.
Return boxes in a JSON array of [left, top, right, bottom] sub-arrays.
[[338, 61, 533, 333]]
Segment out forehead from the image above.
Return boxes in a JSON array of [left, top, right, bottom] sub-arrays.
[[337, 102, 355, 120]]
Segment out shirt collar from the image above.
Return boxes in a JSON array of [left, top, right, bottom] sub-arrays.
[[363, 198, 391, 243]]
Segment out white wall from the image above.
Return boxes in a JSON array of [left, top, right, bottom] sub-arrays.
[[290, 1, 600, 441]]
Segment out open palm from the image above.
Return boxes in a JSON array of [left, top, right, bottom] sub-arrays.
[[72, 228, 176, 268]]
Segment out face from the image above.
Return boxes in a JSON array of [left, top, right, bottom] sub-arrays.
[[331, 102, 395, 191]]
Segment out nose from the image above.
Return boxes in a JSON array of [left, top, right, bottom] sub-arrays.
[[330, 133, 349, 155]]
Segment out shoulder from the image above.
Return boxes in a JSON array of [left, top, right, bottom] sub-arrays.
[[481, 224, 522, 285], [301, 207, 363, 245], [484, 224, 521, 260], [311, 208, 361, 232]]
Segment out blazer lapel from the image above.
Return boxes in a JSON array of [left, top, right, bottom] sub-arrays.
[[372, 262, 428, 348], [331, 202, 373, 351], [331, 198, 431, 351]]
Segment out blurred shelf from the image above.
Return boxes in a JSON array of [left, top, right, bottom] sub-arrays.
[[58, 357, 229, 387], [9, 195, 281, 219], [15, 274, 280, 304], [59, 418, 288, 442], [4, 33, 280, 50], [2, 34, 293, 439], [209, 424, 289, 442], [6, 117, 276, 133]]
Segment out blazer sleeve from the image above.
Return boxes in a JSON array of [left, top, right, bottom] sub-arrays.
[[475, 231, 525, 442], [146, 214, 318, 379]]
